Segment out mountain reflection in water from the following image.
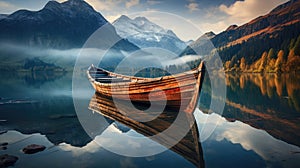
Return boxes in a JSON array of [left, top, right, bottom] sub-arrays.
[[196, 73, 300, 167], [215, 73, 300, 147]]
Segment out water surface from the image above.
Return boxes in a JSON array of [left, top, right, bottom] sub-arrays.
[[0, 71, 300, 167]]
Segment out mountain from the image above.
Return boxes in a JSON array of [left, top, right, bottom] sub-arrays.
[[212, 0, 300, 52], [203, 31, 216, 39], [225, 25, 238, 31], [0, 0, 138, 51], [183, 0, 300, 72], [185, 40, 194, 46], [181, 31, 216, 56], [190, 31, 215, 49], [112, 15, 187, 54], [0, 14, 7, 20]]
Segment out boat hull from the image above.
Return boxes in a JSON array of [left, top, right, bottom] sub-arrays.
[[87, 62, 205, 113]]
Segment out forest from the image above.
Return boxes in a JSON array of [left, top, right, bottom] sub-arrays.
[[223, 34, 300, 73]]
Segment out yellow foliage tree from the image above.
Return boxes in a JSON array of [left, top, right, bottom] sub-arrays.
[[286, 48, 300, 72], [240, 57, 246, 72], [258, 51, 268, 72], [275, 50, 284, 73], [224, 61, 231, 71]]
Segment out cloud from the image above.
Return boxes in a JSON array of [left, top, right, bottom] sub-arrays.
[[0, 1, 18, 14], [85, 0, 123, 11], [199, 21, 228, 34], [194, 0, 288, 34], [219, 0, 289, 24], [194, 109, 300, 167], [120, 157, 138, 168], [125, 0, 139, 8], [84, 0, 139, 12], [105, 14, 123, 22], [186, 2, 199, 12], [147, 0, 162, 5]]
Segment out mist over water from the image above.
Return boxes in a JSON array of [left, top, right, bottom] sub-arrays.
[[0, 43, 201, 73]]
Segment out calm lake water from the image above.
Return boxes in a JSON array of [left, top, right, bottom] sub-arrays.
[[0, 71, 300, 168]]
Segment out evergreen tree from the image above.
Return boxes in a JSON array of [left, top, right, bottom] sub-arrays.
[[289, 38, 295, 50], [294, 35, 300, 56], [267, 48, 275, 59]]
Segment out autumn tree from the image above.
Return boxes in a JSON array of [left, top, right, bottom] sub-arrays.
[[230, 55, 237, 69], [266, 48, 276, 72], [240, 57, 246, 71], [275, 50, 285, 73], [285, 36, 300, 72], [258, 51, 268, 72], [286, 54, 300, 72], [224, 61, 231, 71]]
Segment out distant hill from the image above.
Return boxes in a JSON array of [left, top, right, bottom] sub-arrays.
[[183, 0, 300, 73], [113, 15, 187, 54], [0, 14, 7, 20], [0, 0, 138, 51]]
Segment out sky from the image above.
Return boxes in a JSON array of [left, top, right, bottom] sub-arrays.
[[0, 0, 289, 41]]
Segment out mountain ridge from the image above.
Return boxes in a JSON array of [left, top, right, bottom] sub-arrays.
[[212, 0, 300, 49], [183, 0, 300, 72], [0, 0, 138, 51]]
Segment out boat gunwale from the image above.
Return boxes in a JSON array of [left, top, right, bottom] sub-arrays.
[[87, 62, 204, 86]]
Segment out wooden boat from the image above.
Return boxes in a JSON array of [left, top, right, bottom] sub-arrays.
[[87, 62, 205, 113], [88, 93, 205, 168]]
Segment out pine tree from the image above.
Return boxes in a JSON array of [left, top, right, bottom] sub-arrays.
[[294, 35, 300, 56], [267, 48, 275, 59], [289, 38, 295, 50]]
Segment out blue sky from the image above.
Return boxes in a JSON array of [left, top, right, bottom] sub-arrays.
[[0, 0, 288, 40]]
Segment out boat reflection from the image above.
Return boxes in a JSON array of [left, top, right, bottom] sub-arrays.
[[88, 93, 205, 168]]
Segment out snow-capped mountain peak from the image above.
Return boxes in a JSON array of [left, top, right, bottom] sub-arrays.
[[113, 15, 177, 38], [112, 15, 187, 54]]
